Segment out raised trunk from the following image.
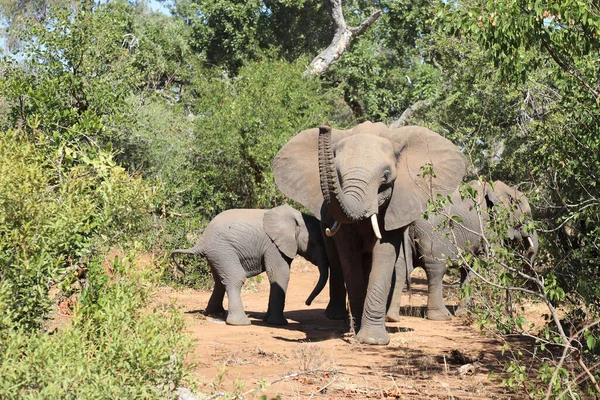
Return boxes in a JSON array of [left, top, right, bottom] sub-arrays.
[[317, 125, 363, 223]]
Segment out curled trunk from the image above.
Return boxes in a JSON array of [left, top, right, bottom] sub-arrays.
[[317, 124, 362, 223]]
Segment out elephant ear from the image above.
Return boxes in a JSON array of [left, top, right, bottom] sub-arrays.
[[482, 180, 501, 207], [272, 127, 351, 219], [264, 205, 300, 260], [488, 180, 518, 239], [385, 126, 467, 230], [492, 180, 518, 203]]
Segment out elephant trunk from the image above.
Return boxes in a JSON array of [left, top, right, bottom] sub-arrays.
[[305, 258, 329, 306], [318, 124, 378, 229]]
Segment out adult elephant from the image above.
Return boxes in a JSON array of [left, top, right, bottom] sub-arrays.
[[273, 121, 465, 345], [386, 180, 539, 322]]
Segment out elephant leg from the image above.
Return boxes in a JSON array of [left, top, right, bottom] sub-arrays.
[[205, 267, 226, 316], [326, 260, 348, 320], [387, 229, 412, 322], [323, 234, 347, 320], [424, 262, 452, 321], [209, 254, 250, 326], [455, 267, 473, 317], [357, 232, 400, 345], [386, 255, 406, 322], [263, 247, 290, 325], [340, 246, 367, 331], [224, 277, 251, 326]]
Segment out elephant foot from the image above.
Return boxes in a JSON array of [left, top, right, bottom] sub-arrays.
[[325, 303, 347, 320], [356, 325, 390, 345], [205, 305, 226, 317], [226, 313, 251, 326], [385, 312, 401, 323], [266, 315, 288, 326], [426, 307, 452, 321]]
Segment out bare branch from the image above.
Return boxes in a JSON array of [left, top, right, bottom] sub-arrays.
[[348, 9, 382, 36], [389, 100, 432, 128], [538, 201, 600, 233], [305, 1, 381, 77]]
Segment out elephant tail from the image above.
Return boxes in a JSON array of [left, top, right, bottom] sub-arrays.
[[170, 241, 205, 277]]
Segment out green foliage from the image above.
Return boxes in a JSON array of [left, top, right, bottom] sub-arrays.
[[184, 56, 339, 213], [171, 0, 331, 73], [2, 1, 140, 143], [323, 0, 438, 121], [0, 254, 191, 399], [438, 0, 600, 310], [0, 131, 151, 329], [1, 0, 600, 396]]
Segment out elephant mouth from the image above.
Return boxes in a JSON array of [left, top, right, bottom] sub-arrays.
[[326, 214, 382, 240]]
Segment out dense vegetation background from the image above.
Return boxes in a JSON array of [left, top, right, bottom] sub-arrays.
[[0, 0, 598, 397]]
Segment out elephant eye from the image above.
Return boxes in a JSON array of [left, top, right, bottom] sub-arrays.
[[382, 169, 391, 184]]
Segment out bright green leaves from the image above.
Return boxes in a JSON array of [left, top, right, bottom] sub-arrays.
[[439, 0, 600, 91], [543, 273, 565, 302], [171, 0, 331, 74], [0, 255, 191, 398], [0, 131, 151, 330], [188, 57, 337, 211]]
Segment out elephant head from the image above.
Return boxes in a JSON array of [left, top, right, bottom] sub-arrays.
[[477, 180, 539, 263], [263, 204, 329, 306], [273, 121, 466, 237]]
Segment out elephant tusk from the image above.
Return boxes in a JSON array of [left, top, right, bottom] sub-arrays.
[[526, 236, 534, 249], [326, 220, 341, 237], [371, 214, 382, 240]]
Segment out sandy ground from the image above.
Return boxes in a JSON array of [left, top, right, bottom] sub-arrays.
[[152, 258, 517, 399]]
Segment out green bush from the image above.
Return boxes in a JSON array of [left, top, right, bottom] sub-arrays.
[[0, 130, 151, 330], [0, 254, 191, 399], [187, 56, 342, 213]]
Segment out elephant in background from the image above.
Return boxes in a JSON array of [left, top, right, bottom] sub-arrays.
[[273, 121, 466, 344], [386, 180, 539, 322], [171, 205, 329, 326]]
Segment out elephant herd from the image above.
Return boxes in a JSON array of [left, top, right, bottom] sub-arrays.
[[171, 121, 539, 346]]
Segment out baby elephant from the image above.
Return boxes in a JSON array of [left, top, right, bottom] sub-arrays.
[[171, 205, 328, 326]]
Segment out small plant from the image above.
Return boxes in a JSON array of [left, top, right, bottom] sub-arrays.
[[291, 343, 325, 371]]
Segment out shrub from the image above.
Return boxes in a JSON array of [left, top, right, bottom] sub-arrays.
[[0, 130, 151, 330], [0, 254, 191, 399]]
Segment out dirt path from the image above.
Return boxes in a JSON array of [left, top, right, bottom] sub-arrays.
[[153, 259, 513, 399]]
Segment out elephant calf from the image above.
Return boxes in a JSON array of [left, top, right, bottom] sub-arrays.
[[386, 180, 539, 322], [171, 205, 328, 326]]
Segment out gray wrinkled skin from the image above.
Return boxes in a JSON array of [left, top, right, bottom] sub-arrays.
[[386, 180, 539, 322], [171, 205, 329, 326], [273, 122, 466, 345]]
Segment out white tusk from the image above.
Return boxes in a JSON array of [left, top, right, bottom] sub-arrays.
[[371, 214, 382, 240], [326, 220, 341, 237], [527, 236, 534, 249]]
